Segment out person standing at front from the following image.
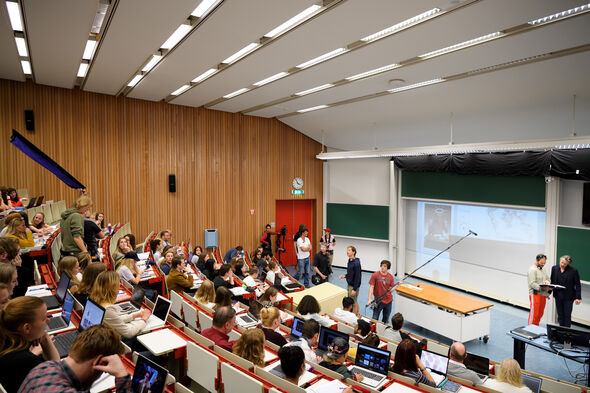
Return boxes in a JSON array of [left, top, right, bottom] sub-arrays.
[[339, 246, 361, 313], [320, 228, 336, 266], [294, 228, 312, 287], [527, 253, 551, 326], [550, 255, 581, 327], [367, 260, 395, 323]]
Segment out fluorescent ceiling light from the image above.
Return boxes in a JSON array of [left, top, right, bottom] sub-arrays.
[[528, 3, 590, 25], [253, 71, 288, 86], [388, 78, 443, 93], [192, 68, 217, 83], [264, 4, 321, 38], [345, 63, 400, 81], [14, 37, 27, 56], [361, 8, 440, 42], [142, 55, 162, 72], [191, 0, 217, 17], [161, 24, 191, 50], [297, 104, 328, 113], [127, 75, 142, 87], [171, 84, 190, 96], [222, 43, 259, 64], [6, 1, 23, 31], [82, 40, 97, 60], [223, 87, 249, 99], [419, 32, 502, 59], [76, 63, 88, 77], [295, 83, 333, 96], [297, 48, 346, 69], [21, 60, 31, 74]]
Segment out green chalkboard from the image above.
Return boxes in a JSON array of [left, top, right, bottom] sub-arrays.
[[327, 203, 388, 240], [401, 172, 545, 207], [556, 226, 590, 282]]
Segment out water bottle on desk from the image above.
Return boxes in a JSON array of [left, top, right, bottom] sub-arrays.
[[107, 222, 112, 234]]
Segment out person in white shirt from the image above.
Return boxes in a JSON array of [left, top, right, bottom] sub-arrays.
[[242, 267, 259, 288], [483, 358, 532, 393], [293, 228, 311, 287], [297, 295, 332, 327], [284, 319, 322, 363], [333, 296, 359, 326], [266, 260, 281, 287]]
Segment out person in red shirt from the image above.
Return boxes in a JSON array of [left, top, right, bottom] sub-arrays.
[[260, 224, 277, 257], [367, 260, 396, 323], [201, 306, 237, 351]]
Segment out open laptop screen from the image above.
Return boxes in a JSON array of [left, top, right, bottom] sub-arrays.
[[318, 326, 349, 351], [420, 349, 449, 375], [152, 296, 171, 320], [291, 317, 305, 338], [521, 374, 542, 393], [56, 271, 70, 302], [131, 354, 168, 393], [130, 287, 145, 308], [61, 291, 75, 324], [355, 343, 390, 375], [463, 352, 489, 376], [79, 298, 105, 331]]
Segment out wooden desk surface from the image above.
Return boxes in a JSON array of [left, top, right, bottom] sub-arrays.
[[396, 283, 493, 314]]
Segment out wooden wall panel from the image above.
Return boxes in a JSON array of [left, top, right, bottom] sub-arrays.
[[0, 79, 324, 253]]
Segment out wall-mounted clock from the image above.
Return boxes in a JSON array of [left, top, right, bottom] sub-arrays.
[[292, 177, 304, 189]]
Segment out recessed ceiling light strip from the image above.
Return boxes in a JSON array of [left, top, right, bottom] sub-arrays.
[[165, 0, 343, 102], [5, 1, 33, 78], [203, 0, 479, 109], [242, 4, 590, 114], [277, 43, 590, 119]]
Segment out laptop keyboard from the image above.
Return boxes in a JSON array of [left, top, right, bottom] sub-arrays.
[[350, 367, 383, 382], [46, 317, 67, 330], [54, 331, 79, 357]]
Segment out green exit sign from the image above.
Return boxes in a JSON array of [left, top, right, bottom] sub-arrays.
[[291, 190, 304, 195]]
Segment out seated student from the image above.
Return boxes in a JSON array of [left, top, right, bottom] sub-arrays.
[[149, 239, 163, 266], [76, 252, 92, 274], [6, 188, 22, 207], [391, 339, 435, 386], [201, 252, 220, 280], [255, 253, 270, 282], [159, 230, 172, 248], [83, 212, 104, 259], [0, 264, 18, 299], [242, 267, 260, 288], [348, 330, 381, 359], [113, 238, 130, 262], [265, 260, 281, 287], [319, 337, 363, 382], [29, 212, 50, 234], [166, 256, 194, 295], [233, 328, 265, 366], [334, 296, 359, 325], [19, 324, 132, 393], [191, 246, 203, 266], [383, 312, 426, 355], [73, 262, 106, 305], [213, 264, 235, 290], [0, 213, 21, 237], [0, 284, 9, 310], [124, 234, 137, 252], [285, 319, 321, 363], [194, 279, 216, 308], [259, 306, 287, 347], [447, 342, 483, 386], [159, 248, 176, 275], [201, 306, 237, 351], [351, 319, 372, 341], [94, 212, 105, 230], [116, 258, 144, 285], [213, 287, 232, 311], [258, 286, 278, 306], [224, 245, 243, 263], [0, 188, 11, 212], [483, 358, 533, 393], [6, 217, 35, 248], [235, 261, 248, 280], [91, 271, 151, 340], [57, 256, 81, 288], [0, 296, 60, 392], [296, 295, 332, 327], [278, 346, 307, 385]]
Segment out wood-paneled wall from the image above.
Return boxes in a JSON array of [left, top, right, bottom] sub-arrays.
[[0, 79, 323, 252]]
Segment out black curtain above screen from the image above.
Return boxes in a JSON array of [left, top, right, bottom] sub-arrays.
[[392, 149, 590, 181]]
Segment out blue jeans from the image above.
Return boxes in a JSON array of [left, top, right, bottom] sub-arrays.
[[372, 301, 392, 324], [294, 257, 310, 287]]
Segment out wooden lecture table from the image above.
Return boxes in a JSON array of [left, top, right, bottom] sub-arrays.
[[290, 282, 348, 316]]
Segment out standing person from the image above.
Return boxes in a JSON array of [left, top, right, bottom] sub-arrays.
[[527, 253, 551, 326], [292, 224, 305, 273], [60, 196, 92, 256], [551, 255, 582, 327], [339, 246, 361, 312], [294, 228, 311, 287], [312, 243, 331, 284], [84, 211, 104, 260], [260, 224, 277, 257], [320, 228, 336, 266], [367, 260, 395, 323]]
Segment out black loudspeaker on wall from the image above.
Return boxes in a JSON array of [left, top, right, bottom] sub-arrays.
[[583, 182, 590, 226], [168, 174, 176, 193], [24, 110, 34, 131]]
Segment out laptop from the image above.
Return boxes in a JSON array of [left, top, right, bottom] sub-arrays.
[[521, 374, 542, 393], [40, 271, 70, 310], [463, 352, 490, 382], [290, 316, 305, 339], [420, 349, 461, 392], [511, 326, 542, 340], [54, 298, 106, 358], [349, 343, 390, 388], [236, 309, 259, 328], [117, 287, 145, 315], [316, 325, 349, 357], [25, 197, 37, 209], [131, 353, 169, 393], [46, 291, 75, 333], [34, 195, 44, 206], [141, 295, 172, 332]]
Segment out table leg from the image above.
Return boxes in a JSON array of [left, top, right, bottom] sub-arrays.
[[513, 338, 526, 369]]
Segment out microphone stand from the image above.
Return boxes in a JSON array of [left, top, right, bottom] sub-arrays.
[[368, 230, 477, 308]]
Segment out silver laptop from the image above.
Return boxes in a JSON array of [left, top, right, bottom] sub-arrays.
[[236, 310, 259, 328], [141, 295, 171, 332], [46, 291, 75, 333], [116, 287, 145, 315], [349, 343, 390, 388]]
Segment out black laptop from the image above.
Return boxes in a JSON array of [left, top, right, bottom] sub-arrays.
[[463, 352, 490, 382], [522, 374, 542, 393], [131, 354, 169, 393], [53, 297, 106, 358], [46, 291, 75, 333], [290, 316, 305, 339], [34, 195, 44, 206], [25, 197, 37, 209], [40, 271, 70, 310], [316, 325, 349, 357], [349, 343, 391, 388]]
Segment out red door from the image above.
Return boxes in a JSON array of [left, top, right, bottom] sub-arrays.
[[275, 200, 314, 266]]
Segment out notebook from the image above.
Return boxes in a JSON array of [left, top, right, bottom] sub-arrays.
[[349, 343, 390, 388], [141, 295, 171, 332], [131, 353, 169, 393], [53, 298, 106, 358], [40, 271, 70, 310], [316, 325, 349, 357], [46, 290, 75, 333]]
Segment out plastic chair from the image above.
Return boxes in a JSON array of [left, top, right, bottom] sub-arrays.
[[198, 310, 213, 331], [220, 362, 264, 393], [183, 326, 214, 348], [183, 301, 199, 331], [169, 290, 183, 320], [187, 341, 219, 393], [337, 321, 354, 335]]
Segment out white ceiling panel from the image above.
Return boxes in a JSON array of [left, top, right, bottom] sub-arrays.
[[174, 0, 441, 108], [129, 0, 313, 102], [213, 0, 588, 113], [84, 0, 198, 95], [0, 3, 24, 81], [24, 0, 98, 88]]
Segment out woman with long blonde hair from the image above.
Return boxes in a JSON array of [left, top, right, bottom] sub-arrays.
[[57, 256, 81, 288], [194, 279, 215, 307], [233, 328, 265, 366], [260, 306, 287, 347], [483, 358, 532, 392], [6, 217, 35, 248], [116, 258, 143, 285]]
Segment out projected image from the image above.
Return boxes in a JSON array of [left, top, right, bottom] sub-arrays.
[[424, 204, 451, 249]]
